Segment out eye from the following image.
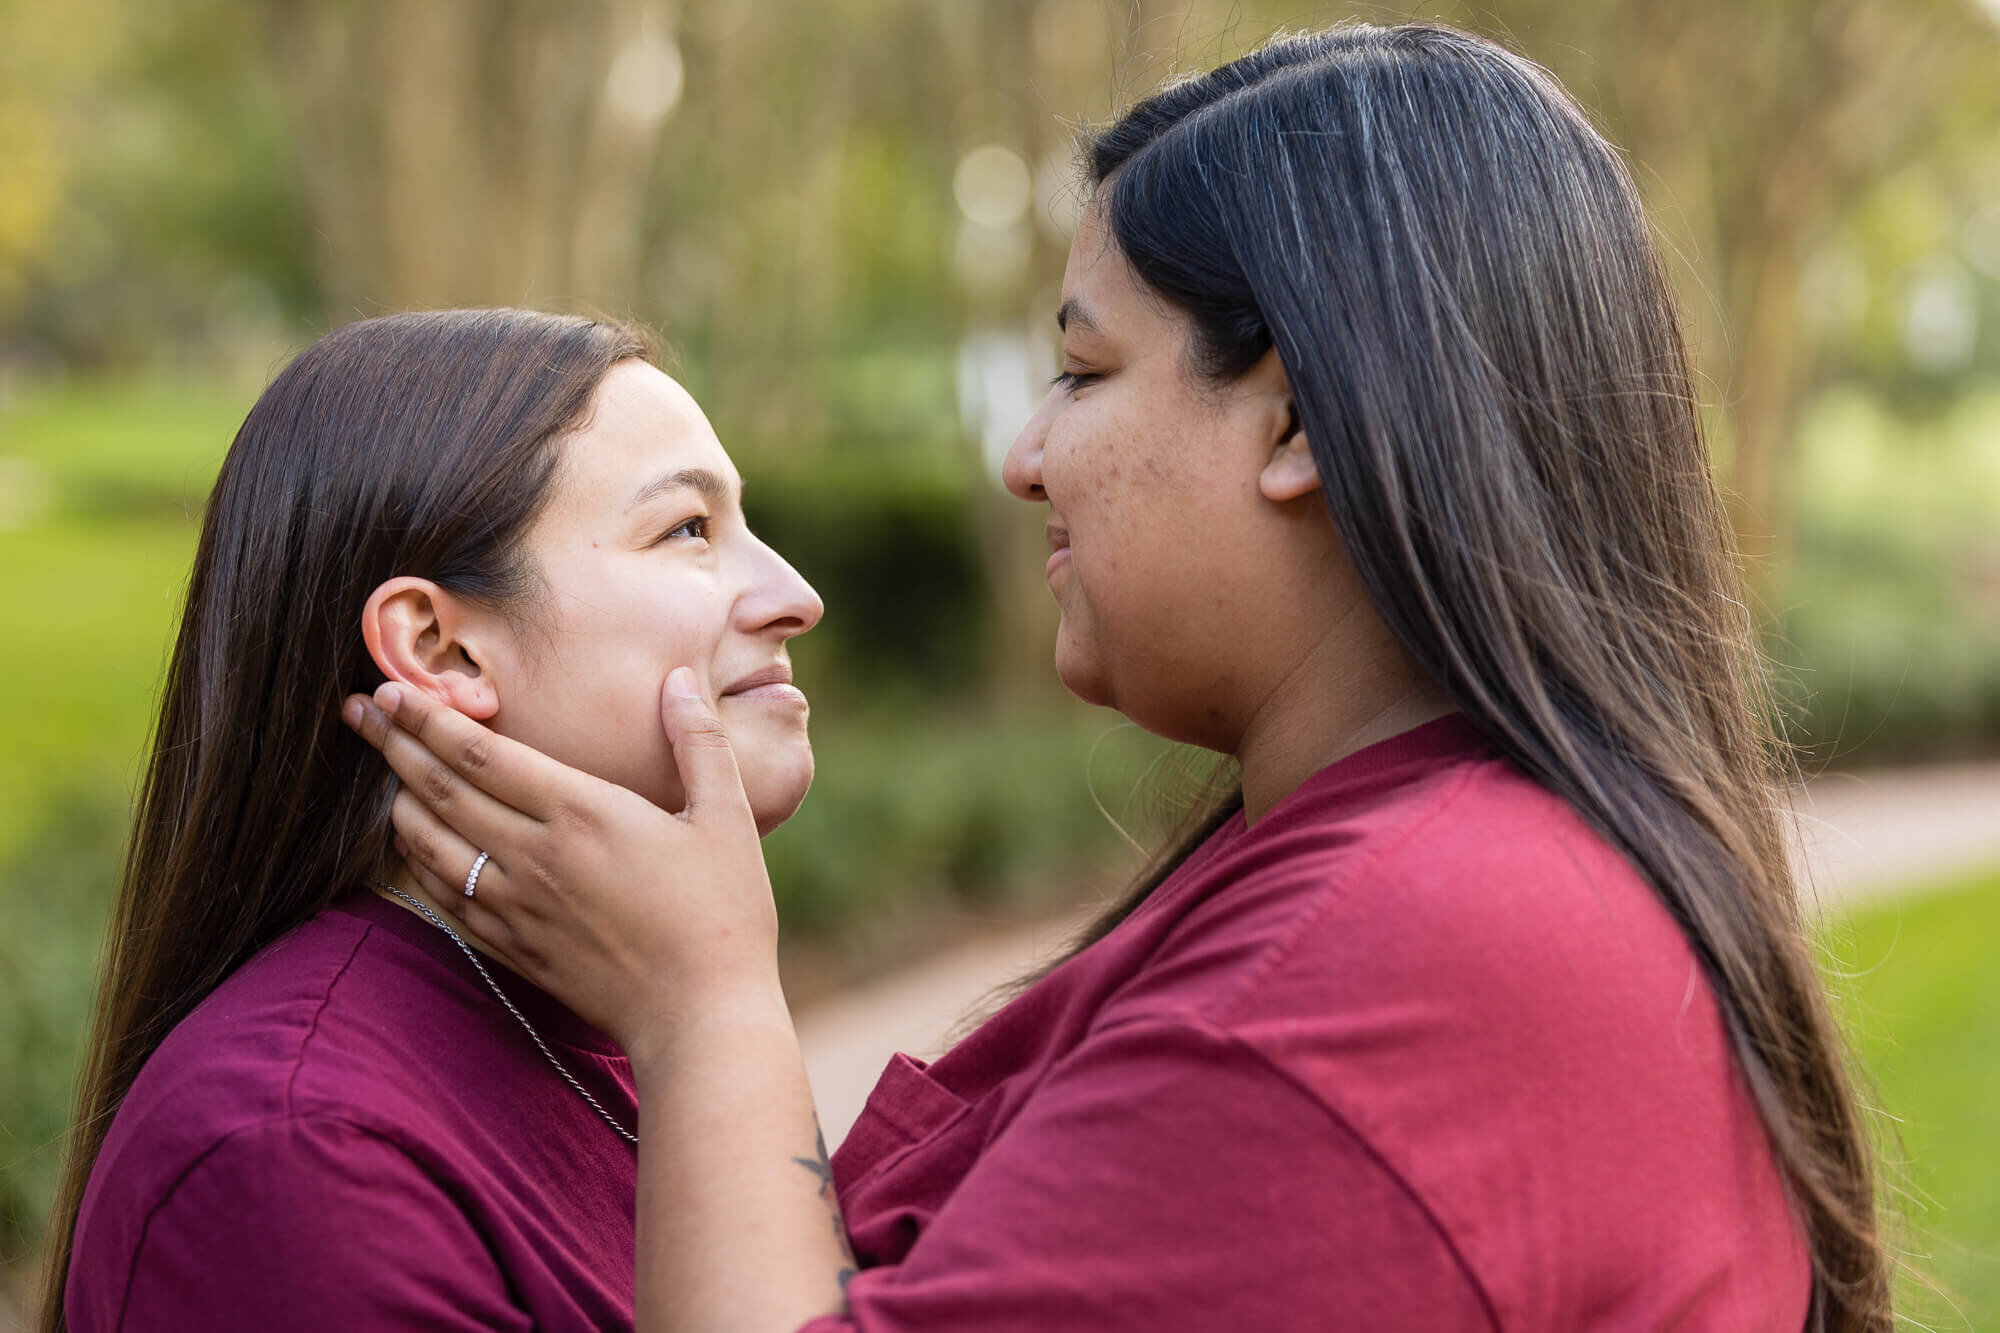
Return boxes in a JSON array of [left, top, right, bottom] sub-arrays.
[[658, 515, 710, 543], [1050, 370, 1101, 394]]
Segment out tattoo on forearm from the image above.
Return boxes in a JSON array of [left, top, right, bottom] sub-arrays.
[[793, 1119, 858, 1301]]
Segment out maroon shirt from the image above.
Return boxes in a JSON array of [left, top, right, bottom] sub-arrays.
[[67, 892, 637, 1331], [807, 717, 1810, 1330]]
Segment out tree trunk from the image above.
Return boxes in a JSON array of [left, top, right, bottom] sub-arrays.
[[1722, 237, 1804, 580], [260, 0, 672, 317]]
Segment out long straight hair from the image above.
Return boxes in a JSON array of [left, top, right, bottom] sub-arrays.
[[1054, 24, 1887, 1329], [41, 309, 651, 1331]]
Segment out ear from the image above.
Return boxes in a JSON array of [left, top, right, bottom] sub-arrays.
[[1246, 351, 1319, 503], [1259, 419, 1320, 503], [361, 577, 501, 721]]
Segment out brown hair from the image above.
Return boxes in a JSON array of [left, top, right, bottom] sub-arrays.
[[40, 309, 651, 1330], [1050, 24, 1887, 1328]]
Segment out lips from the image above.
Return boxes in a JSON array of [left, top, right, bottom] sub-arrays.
[[720, 663, 807, 703], [1045, 521, 1072, 579]]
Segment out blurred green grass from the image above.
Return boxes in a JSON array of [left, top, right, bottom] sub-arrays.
[[0, 381, 234, 1253], [0, 380, 237, 863], [0, 380, 237, 515], [0, 518, 198, 857], [1832, 869, 2000, 1328]]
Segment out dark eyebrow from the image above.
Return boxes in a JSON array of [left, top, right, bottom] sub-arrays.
[[1055, 298, 1100, 336], [627, 467, 736, 513]]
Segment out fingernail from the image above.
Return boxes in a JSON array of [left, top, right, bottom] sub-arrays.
[[668, 667, 701, 699], [376, 682, 403, 713], [342, 699, 364, 730]]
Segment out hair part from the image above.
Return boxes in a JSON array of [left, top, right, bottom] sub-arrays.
[[1057, 23, 1888, 1329], [41, 309, 652, 1331]]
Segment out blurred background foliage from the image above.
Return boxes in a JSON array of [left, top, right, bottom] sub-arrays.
[[3, 0, 2000, 1317]]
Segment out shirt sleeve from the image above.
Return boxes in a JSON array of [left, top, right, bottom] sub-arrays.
[[101, 1117, 531, 1332], [803, 1016, 1496, 1332]]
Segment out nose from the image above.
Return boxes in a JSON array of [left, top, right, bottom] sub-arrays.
[[1001, 395, 1052, 502], [736, 534, 824, 640]]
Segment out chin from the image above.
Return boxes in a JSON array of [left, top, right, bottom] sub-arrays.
[[1052, 632, 1111, 710], [743, 747, 815, 837]]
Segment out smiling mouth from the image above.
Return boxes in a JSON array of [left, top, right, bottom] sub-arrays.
[[1045, 523, 1072, 580], [721, 664, 808, 703]]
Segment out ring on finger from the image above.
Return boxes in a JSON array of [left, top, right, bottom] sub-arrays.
[[464, 850, 490, 899]]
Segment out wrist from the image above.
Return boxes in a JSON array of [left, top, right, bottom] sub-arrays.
[[622, 975, 793, 1077]]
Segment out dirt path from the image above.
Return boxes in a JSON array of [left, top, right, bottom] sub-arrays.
[[798, 760, 2000, 1146], [1788, 760, 2000, 908]]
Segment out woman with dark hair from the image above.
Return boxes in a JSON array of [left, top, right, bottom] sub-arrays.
[[345, 23, 1889, 1333], [45, 309, 823, 1330]]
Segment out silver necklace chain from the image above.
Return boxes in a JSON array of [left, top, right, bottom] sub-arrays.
[[370, 882, 639, 1146]]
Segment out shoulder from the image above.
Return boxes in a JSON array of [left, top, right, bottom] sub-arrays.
[[69, 904, 505, 1325], [67, 1115, 520, 1331], [1128, 739, 1690, 1044], [1113, 745, 1804, 1326], [1304, 749, 1682, 1019], [1159, 745, 1722, 1106], [81, 902, 463, 1238]]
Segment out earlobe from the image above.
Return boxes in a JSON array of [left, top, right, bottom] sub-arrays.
[[1247, 352, 1320, 503], [361, 578, 501, 721], [1258, 430, 1321, 503]]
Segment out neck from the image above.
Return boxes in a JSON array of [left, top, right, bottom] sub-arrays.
[[1233, 643, 1456, 826], [371, 860, 524, 977]]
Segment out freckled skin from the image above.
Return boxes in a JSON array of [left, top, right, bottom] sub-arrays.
[[999, 205, 1454, 819], [1002, 208, 1362, 755]]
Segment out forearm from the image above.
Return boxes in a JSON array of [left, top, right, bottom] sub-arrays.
[[631, 989, 854, 1333]]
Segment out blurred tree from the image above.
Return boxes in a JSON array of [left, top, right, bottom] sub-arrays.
[[0, 0, 123, 309], [0, 0, 317, 370], [1479, 0, 2000, 572], [6, 0, 1998, 642], [1056, 0, 2000, 574], [258, 0, 679, 315]]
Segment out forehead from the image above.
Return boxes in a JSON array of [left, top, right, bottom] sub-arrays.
[[557, 361, 735, 500], [1058, 203, 1175, 345]]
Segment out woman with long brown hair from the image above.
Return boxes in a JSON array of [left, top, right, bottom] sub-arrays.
[[46, 309, 823, 1329], [347, 22, 1892, 1332]]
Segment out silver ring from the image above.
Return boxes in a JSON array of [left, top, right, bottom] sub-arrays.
[[464, 851, 490, 899]]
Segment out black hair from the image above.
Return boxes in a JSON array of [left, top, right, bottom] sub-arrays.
[[1061, 24, 1886, 1329]]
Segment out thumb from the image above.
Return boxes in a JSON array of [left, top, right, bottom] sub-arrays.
[[662, 667, 749, 818]]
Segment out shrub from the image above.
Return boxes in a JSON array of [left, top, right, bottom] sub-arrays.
[[1772, 385, 2000, 764], [0, 789, 124, 1258]]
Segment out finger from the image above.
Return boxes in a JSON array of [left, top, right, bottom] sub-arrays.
[[391, 787, 490, 904], [663, 667, 752, 819], [397, 834, 474, 918], [402, 847, 459, 906], [348, 694, 547, 854], [402, 848, 482, 929], [388, 855, 533, 979], [346, 683, 564, 822], [454, 896, 533, 975]]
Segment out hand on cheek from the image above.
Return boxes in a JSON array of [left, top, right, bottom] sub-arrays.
[[339, 667, 782, 1064]]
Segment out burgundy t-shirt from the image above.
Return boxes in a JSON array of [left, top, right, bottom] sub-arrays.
[[806, 716, 1810, 1330], [67, 892, 637, 1331]]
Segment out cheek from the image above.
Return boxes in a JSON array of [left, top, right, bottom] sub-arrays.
[[500, 575, 723, 795], [557, 565, 720, 671], [1059, 476, 1262, 716], [1064, 474, 1203, 635]]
